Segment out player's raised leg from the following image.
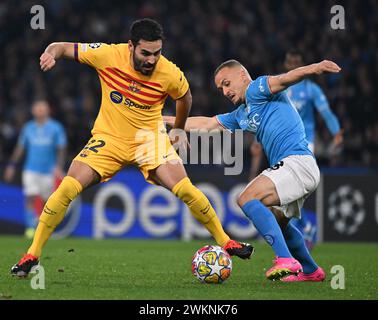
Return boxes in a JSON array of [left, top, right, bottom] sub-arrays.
[[11, 160, 100, 277], [237, 175, 302, 280], [149, 161, 254, 259]]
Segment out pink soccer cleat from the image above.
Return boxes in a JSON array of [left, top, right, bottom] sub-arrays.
[[281, 267, 326, 282], [266, 257, 302, 280]]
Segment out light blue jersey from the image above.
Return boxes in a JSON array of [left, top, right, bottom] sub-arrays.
[[18, 119, 67, 174], [216, 75, 313, 166], [286, 79, 340, 143]]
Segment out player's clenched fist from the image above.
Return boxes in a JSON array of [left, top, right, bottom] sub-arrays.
[[40, 52, 56, 71], [314, 60, 341, 74]]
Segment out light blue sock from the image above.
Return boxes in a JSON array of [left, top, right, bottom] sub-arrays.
[[24, 207, 36, 229], [241, 200, 292, 258], [284, 221, 318, 274]]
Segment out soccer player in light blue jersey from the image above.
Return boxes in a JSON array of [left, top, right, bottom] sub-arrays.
[[4, 100, 67, 238], [250, 50, 344, 250], [165, 58, 341, 281]]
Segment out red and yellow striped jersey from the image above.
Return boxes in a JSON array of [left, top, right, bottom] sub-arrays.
[[75, 42, 189, 140]]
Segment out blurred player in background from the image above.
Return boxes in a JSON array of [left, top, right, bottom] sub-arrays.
[[165, 58, 342, 281], [249, 49, 343, 250], [11, 18, 253, 277], [4, 100, 66, 239]]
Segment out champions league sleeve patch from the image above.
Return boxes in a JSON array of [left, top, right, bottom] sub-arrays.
[[89, 43, 102, 49]]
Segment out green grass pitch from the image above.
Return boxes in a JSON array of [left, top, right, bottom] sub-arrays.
[[0, 236, 377, 300]]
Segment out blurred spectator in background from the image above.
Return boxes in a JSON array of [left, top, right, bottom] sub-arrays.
[[3, 100, 67, 238], [0, 0, 377, 173]]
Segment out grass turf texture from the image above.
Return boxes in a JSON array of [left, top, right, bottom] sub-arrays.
[[0, 236, 377, 300]]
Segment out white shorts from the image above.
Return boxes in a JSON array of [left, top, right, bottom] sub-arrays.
[[261, 155, 320, 218], [22, 170, 54, 200]]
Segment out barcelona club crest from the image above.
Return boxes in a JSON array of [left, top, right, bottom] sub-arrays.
[[129, 80, 141, 93]]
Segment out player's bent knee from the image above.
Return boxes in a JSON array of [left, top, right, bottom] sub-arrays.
[[68, 160, 100, 189], [237, 189, 263, 208]]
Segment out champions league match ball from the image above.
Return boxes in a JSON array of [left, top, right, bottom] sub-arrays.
[[191, 245, 232, 284]]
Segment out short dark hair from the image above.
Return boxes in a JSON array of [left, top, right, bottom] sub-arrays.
[[130, 18, 164, 46], [214, 59, 242, 77]]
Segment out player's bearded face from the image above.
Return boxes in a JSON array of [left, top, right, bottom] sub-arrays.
[[131, 40, 162, 76]]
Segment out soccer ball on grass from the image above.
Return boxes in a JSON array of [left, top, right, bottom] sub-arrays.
[[191, 245, 232, 284]]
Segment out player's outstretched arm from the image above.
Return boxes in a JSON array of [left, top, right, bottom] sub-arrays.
[[268, 60, 341, 94], [164, 116, 223, 132], [40, 42, 75, 72]]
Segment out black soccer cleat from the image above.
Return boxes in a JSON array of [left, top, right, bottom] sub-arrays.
[[11, 253, 39, 278], [223, 240, 254, 259]]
